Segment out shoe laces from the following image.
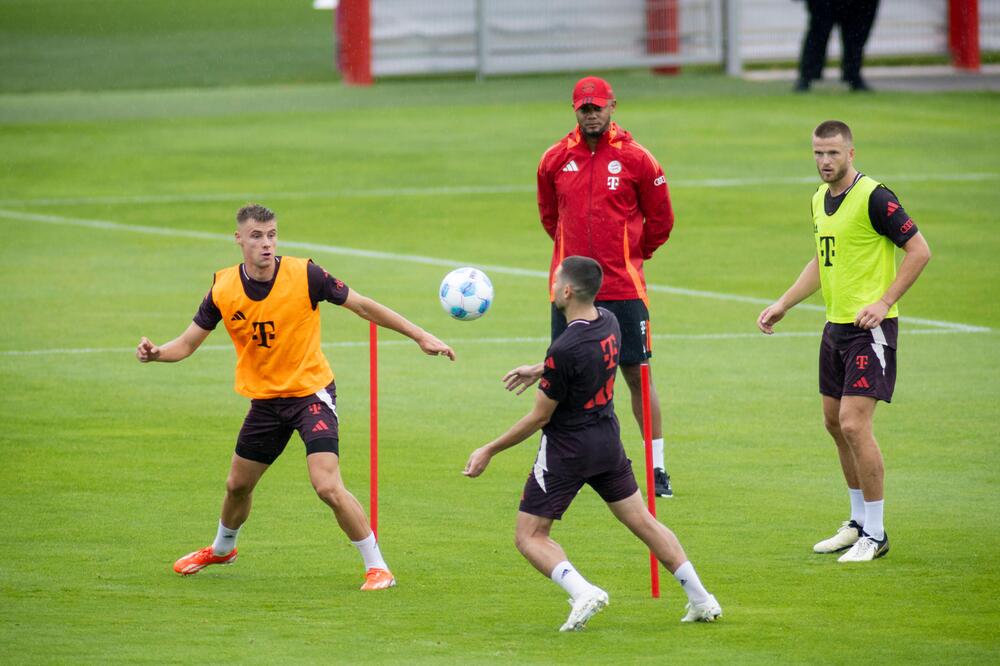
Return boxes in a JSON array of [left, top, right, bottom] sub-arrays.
[[854, 536, 876, 555]]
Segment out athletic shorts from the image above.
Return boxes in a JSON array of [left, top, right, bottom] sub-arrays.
[[235, 381, 340, 464], [519, 437, 640, 520], [819, 319, 898, 403], [551, 299, 651, 365]]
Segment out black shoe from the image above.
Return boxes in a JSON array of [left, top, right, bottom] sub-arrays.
[[793, 78, 811, 93], [847, 78, 872, 92], [654, 468, 673, 498]]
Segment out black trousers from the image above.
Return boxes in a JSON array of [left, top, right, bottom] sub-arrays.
[[798, 0, 880, 83]]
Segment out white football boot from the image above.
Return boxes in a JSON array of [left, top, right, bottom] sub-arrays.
[[813, 520, 863, 553], [681, 594, 722, 623], [559, 586, 609, 632], [838, 532, 890, 562]]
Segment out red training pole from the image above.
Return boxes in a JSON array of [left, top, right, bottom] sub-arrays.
[[369, 321, 379, 538], [647, 0, 680, 75], [640, 363, 660, 598], [336, 0, 373, 85], [949, 0, 980, 71]]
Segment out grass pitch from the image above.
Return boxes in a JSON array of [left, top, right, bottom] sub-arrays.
[[1, 10, 999, 664]]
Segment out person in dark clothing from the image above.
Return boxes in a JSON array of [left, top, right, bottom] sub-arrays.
[[795, 0, 880, 92], [463, 256, 721, 632]]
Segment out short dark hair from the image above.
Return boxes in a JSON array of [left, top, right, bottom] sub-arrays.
[[813, 120, 853, 143], [236, 203, 275, 224], [560, 256, 603, 301]]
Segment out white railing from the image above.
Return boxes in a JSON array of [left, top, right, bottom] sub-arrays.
[[366, 0, 997, 78], [371, 0, 728, 77]]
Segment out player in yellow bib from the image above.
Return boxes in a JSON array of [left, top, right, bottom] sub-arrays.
[[757, 121, 931, 563], [137, 204, 455, 588]]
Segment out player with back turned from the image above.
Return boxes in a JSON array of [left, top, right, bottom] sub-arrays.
[[758, 121, 931, 562], [464, 256, 721, 632], [136, 203, 455, 588]]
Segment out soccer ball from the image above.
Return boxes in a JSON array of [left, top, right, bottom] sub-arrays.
[[439, 267, 493, 321]]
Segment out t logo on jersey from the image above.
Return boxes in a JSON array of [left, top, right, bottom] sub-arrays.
[[819, 235, 836, 266], [251, 321, 276, 348], [855, 355, 869, 370], [600, 334, 619, 370], [607, 176, 620, 190]]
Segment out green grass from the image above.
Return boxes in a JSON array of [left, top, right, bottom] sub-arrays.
[[2, 26, 999, 665], [0, 0, 335, 93]]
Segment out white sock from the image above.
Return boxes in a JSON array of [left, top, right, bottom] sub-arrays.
[[651, 438, 665, 471], [212, 520, 240, 556], [848, 488, 865, 526], [864, 500, 885, 541], [351, 532, 389, 571], [550, 560, 594, 600], [673, 561, 710, 605]]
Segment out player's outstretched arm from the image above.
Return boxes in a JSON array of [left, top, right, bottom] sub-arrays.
[[757, 256, 821, 334], [342, 289, 455, 360], [502, 363, 545, 395], [136, 322, 211, 363], [463, 390, 558, 478]]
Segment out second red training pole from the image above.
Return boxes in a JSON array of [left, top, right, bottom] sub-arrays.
[[369, 321, 379, 538], [640, 363, 660, 598]]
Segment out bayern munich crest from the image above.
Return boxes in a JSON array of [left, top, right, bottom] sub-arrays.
[[607, 160, 622, 174]]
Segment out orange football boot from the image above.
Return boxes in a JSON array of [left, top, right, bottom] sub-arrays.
[[173, 546, 238, 575], [360, 567, 396, 591]]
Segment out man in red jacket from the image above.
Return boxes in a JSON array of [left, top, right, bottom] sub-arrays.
[[537, 76, 676, 497]]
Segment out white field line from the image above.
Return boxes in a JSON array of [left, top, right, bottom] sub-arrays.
[[1, 207, 991, 335], [0, 172, 996, 207], [0, 328, 988, 358]]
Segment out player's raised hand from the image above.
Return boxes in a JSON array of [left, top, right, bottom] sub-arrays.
[[757, 302, 787, 335], [462, 446, 492, 477], [417, 332, 456, 360], [136, 336, 161, 362], [502, 363, 544, 395]]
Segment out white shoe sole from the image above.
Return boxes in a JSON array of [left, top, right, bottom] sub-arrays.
[[682, 609, 722, 623]]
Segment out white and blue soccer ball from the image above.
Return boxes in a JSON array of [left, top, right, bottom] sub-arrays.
[[439, 267, 493, 321]]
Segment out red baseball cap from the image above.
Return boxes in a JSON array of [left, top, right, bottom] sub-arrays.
[[572, 76, 614, 110]]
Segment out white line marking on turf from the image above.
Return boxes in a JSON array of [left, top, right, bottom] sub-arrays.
[[0, 328, 988, 358], [0, 173, 996, 207], [1, 207, 990, 334]]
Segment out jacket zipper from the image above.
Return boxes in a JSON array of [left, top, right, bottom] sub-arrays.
[[587, 148, 595, 257]]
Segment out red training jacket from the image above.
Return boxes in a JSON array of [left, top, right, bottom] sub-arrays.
[[537, 122, 674, 302]]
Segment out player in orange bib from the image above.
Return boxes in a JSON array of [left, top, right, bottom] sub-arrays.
[[137, 204, 455, 589]]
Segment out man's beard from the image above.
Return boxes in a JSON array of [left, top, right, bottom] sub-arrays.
[[581, 121, 608, 138], [821, 165, 847, 182]]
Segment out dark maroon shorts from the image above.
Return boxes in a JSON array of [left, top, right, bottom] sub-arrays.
[[519, 437, 640, 520], [552, 299, 651, 365], [819, 319, 898, 403], [235, 381, 340, 464]]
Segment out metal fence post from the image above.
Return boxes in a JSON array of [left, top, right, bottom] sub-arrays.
[[724, 0, 742, 77], [476, 0, 488, 81]]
